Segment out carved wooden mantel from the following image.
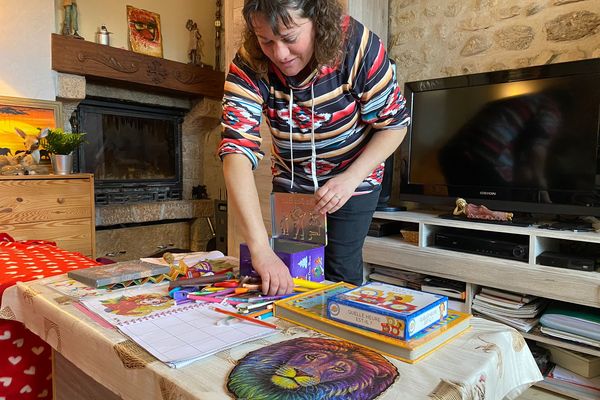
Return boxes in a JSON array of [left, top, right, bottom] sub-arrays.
[[51, 34, 225, 99]]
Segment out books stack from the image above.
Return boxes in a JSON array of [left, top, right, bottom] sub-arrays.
[[368, 265, 425, 290], [274, 282, 471, 363], [471, 287, 547, 332], [421, 276, 466, 300], [539, 303, 600, 349], [543, 365, 600, 400]]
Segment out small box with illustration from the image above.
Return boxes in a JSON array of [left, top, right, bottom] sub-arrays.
[[327, 281, 448, 340], [240, 193, 326, 282]]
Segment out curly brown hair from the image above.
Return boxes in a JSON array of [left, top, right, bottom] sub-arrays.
[[241, 0, 345, 75]]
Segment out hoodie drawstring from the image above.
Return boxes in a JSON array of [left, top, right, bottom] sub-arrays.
[[310, 84, 318, 192], [288, 84, 319, 193], [288, 88, 294, 190]]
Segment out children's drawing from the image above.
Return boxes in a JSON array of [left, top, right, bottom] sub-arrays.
[[227, 337, 398, 400], [101, 293, 173, 317]]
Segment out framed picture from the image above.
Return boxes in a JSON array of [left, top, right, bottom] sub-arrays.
[[0, 95, 62, 158], [127, 5, 163, 58]]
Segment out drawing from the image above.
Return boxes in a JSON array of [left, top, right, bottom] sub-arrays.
[[101, 293, 173, 317], [227, 337, 398, 400]]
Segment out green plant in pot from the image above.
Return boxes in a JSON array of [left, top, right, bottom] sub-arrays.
[[40, 128, 86, 175]]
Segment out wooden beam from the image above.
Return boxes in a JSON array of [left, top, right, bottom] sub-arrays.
[[51, 34, 225, 100]]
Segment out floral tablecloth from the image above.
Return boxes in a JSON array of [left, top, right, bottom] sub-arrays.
[[1, 272, 542, 400]]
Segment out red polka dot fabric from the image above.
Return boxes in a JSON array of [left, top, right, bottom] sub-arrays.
[[0, 234, 99, 399]]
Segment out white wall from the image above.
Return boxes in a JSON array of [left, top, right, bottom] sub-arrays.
[[0, 0, 56, 100]]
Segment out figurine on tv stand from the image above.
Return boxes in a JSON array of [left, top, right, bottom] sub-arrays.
[[452, 198, 514, 222]]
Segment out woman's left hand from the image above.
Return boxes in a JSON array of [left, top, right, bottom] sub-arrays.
[[314, 174, 361, 215]]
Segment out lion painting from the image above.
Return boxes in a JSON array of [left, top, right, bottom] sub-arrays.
[[227, 337, 398, 400]]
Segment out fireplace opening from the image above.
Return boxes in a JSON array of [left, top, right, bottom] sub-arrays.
[[75, 98, 185, 205]]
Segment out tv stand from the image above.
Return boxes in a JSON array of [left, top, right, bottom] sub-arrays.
[[363, 210, 600, 362]]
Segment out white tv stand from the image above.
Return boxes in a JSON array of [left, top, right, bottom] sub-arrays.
[[363, 210, 600, 360]]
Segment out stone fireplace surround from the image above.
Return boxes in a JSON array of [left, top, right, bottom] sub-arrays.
[[55, 72, 224, 260]]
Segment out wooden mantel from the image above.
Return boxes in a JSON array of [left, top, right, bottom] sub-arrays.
[[51, 34, 225, 99]]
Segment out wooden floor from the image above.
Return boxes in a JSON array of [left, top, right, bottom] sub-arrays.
[[517, 387, 572, 399]]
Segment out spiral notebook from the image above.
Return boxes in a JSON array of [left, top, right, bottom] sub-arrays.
[[79, 283, 277, 368]]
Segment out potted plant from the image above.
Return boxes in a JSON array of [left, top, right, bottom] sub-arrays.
[[40, 128, 86, 175]]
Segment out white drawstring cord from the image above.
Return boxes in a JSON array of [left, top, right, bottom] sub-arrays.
[[289, 87, 294, 190], [310, 84, 318, 192]]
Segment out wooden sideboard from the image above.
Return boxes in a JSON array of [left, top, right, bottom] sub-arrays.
[[0, 174, 95, 258]]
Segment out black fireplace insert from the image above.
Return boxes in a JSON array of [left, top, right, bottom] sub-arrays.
[[76, 98, 185, 205]]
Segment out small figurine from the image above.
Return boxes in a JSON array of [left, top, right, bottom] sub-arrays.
[[186, 19, 204, 66], [63, 0, 83, 39], [453, 198, 514, 222], [0, 128, 48, 175]]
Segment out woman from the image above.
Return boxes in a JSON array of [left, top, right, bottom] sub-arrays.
[[219, 0, 410, 295]]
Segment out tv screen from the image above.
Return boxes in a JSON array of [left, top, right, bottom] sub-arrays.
[[400, 58, 600, 216]]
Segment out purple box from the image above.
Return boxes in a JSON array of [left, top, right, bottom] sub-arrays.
[[239, 193, 327, 282]]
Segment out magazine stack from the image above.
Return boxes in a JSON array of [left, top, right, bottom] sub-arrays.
[[471, 287, 547, 332]]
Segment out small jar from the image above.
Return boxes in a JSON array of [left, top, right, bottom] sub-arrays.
[[96, 25, 111, 45]]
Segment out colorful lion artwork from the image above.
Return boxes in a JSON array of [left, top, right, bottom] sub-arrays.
[[101, 293, 173, 317], [227, 337, 398, 400]]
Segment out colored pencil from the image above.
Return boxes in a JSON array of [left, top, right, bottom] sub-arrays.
[[292, 278, 327, 289], [169, 273, 232, 289], [212, 307, 278, 329], [255, 311, 273, 320], [247, 293, 295, 303], [187, 294, 227, 303]]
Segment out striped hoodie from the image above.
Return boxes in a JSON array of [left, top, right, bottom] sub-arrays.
[[219, 16, 410, 194]]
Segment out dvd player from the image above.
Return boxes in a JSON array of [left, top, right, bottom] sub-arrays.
[[434, 230, 529, 261], [536, 251, 597, 271]]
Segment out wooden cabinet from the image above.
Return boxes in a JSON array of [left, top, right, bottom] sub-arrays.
[[0, 174, 95, 258]]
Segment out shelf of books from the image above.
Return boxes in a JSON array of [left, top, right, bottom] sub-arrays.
[[363, 210, 600, 398]]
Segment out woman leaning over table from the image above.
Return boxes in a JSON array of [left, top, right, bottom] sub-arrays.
[[218, 0, 410, 296]]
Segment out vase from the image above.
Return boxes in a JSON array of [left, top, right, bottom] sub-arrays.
[[51, 153, 74, 175]]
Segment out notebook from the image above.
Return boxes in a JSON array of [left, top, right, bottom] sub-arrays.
[[79, 283, 277, 368]]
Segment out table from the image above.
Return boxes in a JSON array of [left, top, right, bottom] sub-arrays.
[[1, 276, 543, 400]]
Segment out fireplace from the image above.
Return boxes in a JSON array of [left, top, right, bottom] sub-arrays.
[[76, 98, 185, 205]]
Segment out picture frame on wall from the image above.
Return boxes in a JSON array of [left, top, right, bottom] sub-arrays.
[[127, 5, 163, 58], [0, 95, 62, 158]]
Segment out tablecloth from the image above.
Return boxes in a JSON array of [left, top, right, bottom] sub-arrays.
[[0, 234, 98, 400], [1, 273, 543, 400]]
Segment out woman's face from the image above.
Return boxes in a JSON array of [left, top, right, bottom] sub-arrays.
[[251, 10, 315, 77]]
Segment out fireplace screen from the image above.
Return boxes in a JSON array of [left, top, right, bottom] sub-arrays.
[[76, 98, 184, 204]]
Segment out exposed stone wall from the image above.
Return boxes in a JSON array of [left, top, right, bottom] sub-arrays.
[[388, 0, 600, 86]]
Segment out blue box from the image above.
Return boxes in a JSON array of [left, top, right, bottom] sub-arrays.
[[327, 282, 448, 340], [240, 193, 326, 282]]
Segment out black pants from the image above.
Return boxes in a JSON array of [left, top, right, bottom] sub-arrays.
[[325, 188, 380, 285]]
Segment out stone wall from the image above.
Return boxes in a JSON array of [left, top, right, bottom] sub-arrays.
[[388, 0, 600, 86]]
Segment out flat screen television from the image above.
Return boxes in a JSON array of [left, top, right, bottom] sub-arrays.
[[399, 58, 600, 217]]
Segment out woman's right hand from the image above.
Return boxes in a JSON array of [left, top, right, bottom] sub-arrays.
[[251, 247, 294, 295]]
